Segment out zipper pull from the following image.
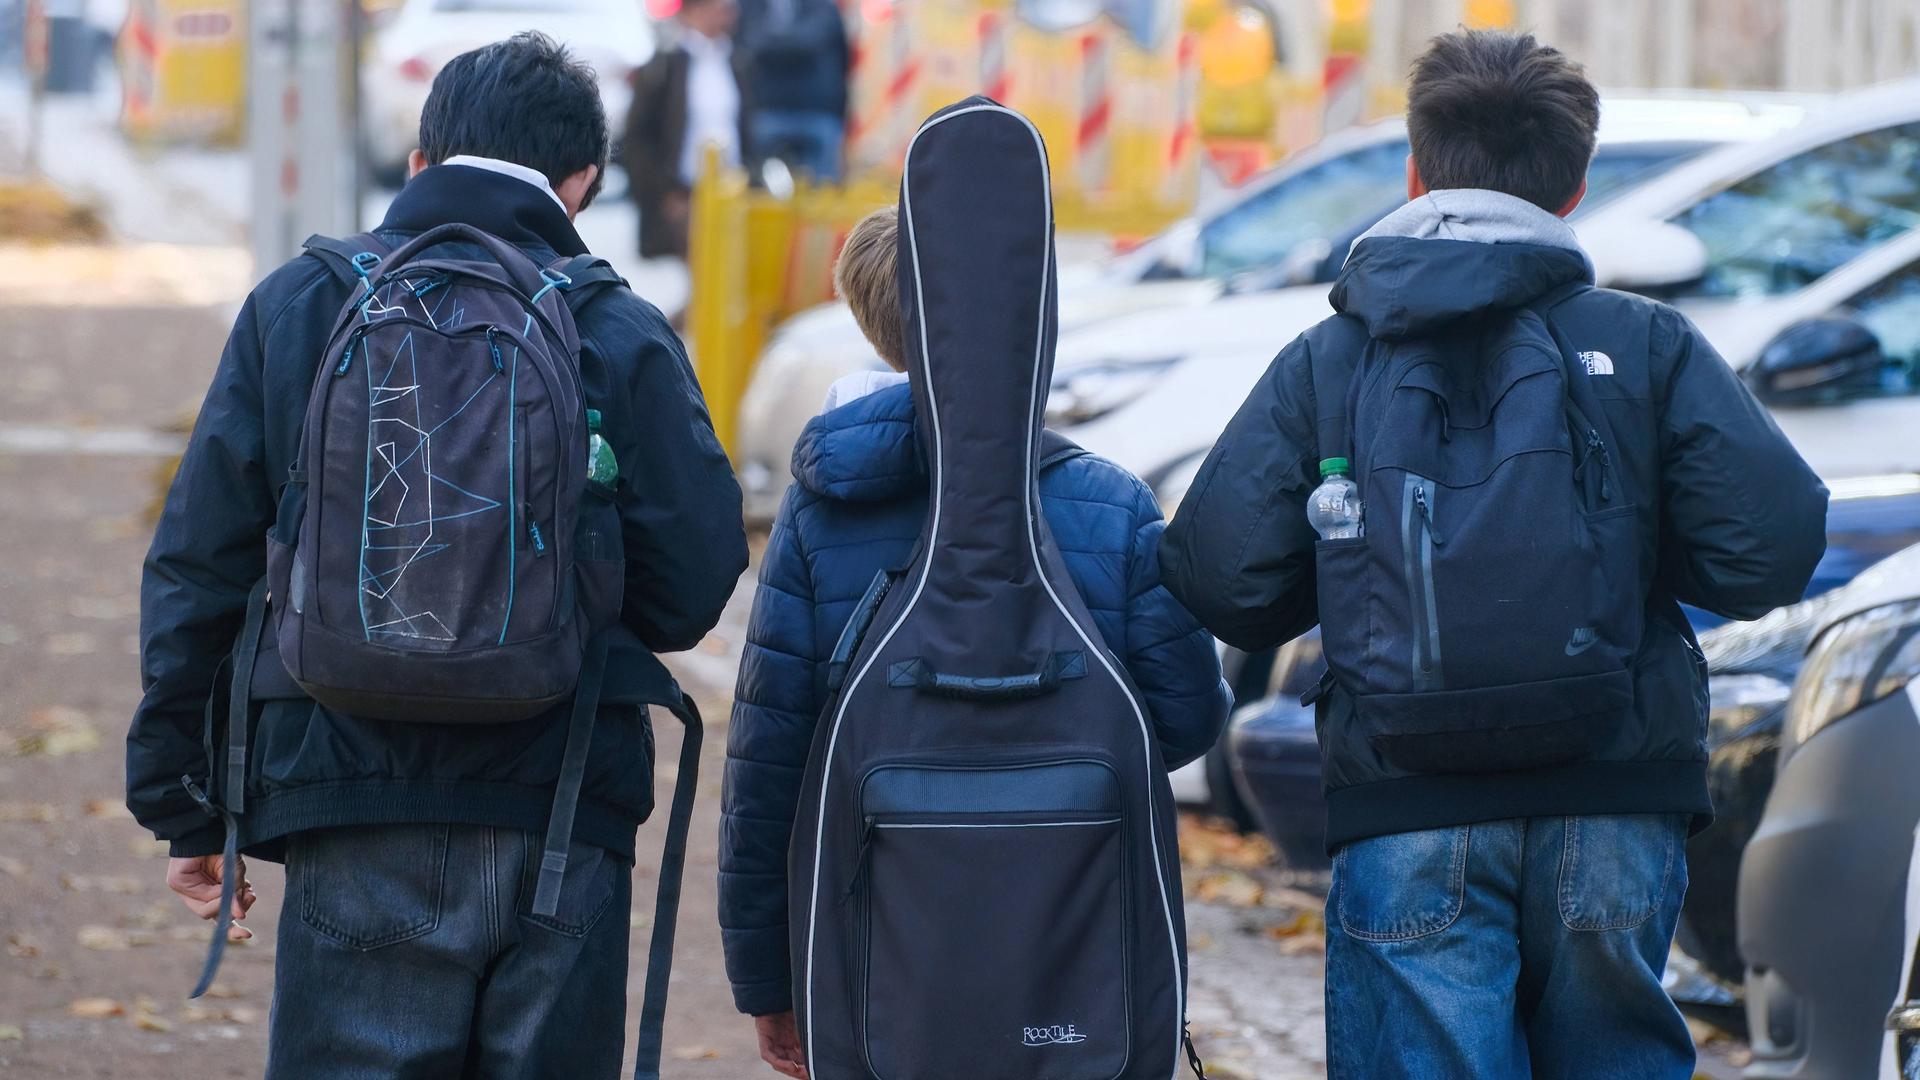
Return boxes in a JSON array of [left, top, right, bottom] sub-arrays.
[[1587, 431, 1614, 502], [334, 330, 362, 377], [1414, 486, 1445, 546], [486, 327, 504, 374], [841, 816, 876, 904], [527, 507, 547, 556]]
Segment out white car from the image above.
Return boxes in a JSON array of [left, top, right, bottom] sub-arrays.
[[363, 0, 656, 183], [1057, 78, 1920, 496], [732, 94, 1810, 523]]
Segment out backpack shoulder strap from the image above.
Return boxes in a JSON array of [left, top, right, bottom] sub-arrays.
[[1304, 313, 1370, 467], [631, 692, 702, 1080], [1524, 281, 1620, 452], [302, 233, 391, 289], [548, 253, 630, 317]]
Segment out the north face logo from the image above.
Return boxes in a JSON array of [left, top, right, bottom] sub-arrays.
[[1580, 351, 1614, 376], [1023, 1024, 1087, 1046]]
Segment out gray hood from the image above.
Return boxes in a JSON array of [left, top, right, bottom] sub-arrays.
[[1353, 188, 1594, 279]]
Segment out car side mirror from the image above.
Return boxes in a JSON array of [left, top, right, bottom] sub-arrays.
[[1745, 317, 1889, 407], [1582, 218, 1708, 292]]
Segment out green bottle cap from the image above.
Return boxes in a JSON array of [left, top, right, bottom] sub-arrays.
[[585, 408, 602, 432], [1319, 457, 1351, 479]]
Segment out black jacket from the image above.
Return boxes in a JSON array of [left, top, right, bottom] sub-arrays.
[[737, 0, 848, 119], [128, 165, 748, 860], [1162, 236, 1828, 849], [624, 39, 756, 259]]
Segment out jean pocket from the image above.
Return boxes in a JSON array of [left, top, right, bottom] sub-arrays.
[[296, 824, 447, 949], [1558, 814, 1681, 932], [1334, 825, 1469, 942], [519, 836, 623, 937]]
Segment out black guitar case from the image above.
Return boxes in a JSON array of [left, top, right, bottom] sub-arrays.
[[788, 97, 1190, 1080]]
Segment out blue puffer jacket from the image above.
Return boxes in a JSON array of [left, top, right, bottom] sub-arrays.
[[718, 382, 1230, 1017]]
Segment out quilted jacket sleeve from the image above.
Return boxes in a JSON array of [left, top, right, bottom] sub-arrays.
[[1121, 479, 1232, 771], [718, 491, 819, 1017]]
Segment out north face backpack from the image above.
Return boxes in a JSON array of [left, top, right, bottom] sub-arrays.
[[185, 225, 703, 1080], [788, 99, 1201, 1080], [1306, 288, 1644, 774]]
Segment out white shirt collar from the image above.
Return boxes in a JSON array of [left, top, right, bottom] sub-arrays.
[[680, 27, 732, 59], [442, 155, 568, 213]]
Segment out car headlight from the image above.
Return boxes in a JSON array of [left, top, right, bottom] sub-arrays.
[[1045, 357, 1179, 426], [1784, 599, 1920, 748]]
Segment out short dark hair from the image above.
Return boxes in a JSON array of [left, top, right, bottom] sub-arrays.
[[1406, 30, 1599, 212], [418, 32, 609, 208]]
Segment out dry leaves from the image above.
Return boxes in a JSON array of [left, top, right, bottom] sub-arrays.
[[0, 1023, 22, 1041], [67, 998, 124, 1019], [8, 706, 100, 758], [6, 933, 41, 958], [83, 799, 132, 820], [0, 802, 58, 824], [76, 925, 133, 951], [672, 1046, 721, 1061]]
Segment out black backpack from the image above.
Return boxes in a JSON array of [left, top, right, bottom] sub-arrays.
[[187, 227, 703, 1080], [1306, 289, 1644, 773], [788, 99, 1201, 1080]]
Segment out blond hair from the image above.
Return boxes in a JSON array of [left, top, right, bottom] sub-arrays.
[[834, 207, 904, 369]]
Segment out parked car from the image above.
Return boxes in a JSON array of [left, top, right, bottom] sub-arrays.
[[1058, 79, 1920, 489], [362, 0, 656, 184], [1883, 826, 1920, 1080], [734, 93, 1809, 522], [1738, 541, 1920, 1079]]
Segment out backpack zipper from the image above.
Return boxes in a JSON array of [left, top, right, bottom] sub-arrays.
[[1403, 476, 1444, 691]]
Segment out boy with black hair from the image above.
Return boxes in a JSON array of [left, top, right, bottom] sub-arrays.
[[128, 33, 746, 1077], [1163, 30, 1826, 1077]]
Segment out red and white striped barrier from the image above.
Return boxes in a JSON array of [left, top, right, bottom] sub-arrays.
[[1076, 29, 1112, 194]]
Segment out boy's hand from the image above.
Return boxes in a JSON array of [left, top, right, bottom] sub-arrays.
[[166, 855, 255, 941], [753, 1011, 808, 1078]]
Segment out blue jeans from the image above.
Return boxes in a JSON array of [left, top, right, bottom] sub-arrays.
[[267, 824, 632, 1079], [751, 110, 845, 183], [1326, 815, 1695, 1080]]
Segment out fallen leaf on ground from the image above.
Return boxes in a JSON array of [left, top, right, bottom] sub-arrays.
[[197, 983, 242, 1000], [0, 855, 24, 877], [10, 706, 100, 757], [673, 1046, 721, 1061], [76, 925, 130, 951], [58, 873, 141, 894], [0, 1023, 22, 1041], [224, 1005, 260, 1024], [6, 933, 41, 958], [133, 1013, 172, 1033], [1189, 869, 1265, 908], [68, 998, 124, 1019], [0, 802, 58, 823], [1266, 910, 1326, 939], [83, 799, 131, 820]]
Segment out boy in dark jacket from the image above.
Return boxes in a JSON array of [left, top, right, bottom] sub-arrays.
[[720, 208, 1231, 1078], [128, 36, 746, 1077], [1162, 31, 1827, 1079]]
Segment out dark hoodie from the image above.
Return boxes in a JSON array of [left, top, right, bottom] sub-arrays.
[[1162, 208, 1828, 850], [717, 382, 1229, 1016]]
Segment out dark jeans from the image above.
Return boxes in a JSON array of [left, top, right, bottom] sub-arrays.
[[267, 824, 633, 1079], [751, 110, 845, 183], [1326, 814, 1695, 1080]]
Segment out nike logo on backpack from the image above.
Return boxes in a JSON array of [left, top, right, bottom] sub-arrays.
[[1564, 627, 1599, 656]]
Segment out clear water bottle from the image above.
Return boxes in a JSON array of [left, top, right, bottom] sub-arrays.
[[586, 409, 618, 486], [1309, 457, 1363, 539]]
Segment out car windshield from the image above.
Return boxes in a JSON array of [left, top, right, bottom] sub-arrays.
[[1197, 139, 1409, 279], [1192, 139, 1706, 282], [1668, 121, 1920, 300]]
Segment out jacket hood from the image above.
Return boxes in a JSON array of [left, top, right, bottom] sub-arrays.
[[1331, 188, 1594, 340], [791, 382, 1079, 503]]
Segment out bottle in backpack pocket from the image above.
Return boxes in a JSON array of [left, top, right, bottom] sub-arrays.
[[586, 408, 618, 486], [1309, 457, 1364, 539]]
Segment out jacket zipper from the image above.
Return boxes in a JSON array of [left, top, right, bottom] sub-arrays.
[[1403, 475, 1444, 691]]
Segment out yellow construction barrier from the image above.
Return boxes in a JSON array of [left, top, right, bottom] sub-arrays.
[[118, 0, 246, 145]]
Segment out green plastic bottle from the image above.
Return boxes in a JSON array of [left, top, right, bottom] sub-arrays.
[[586, 409, 618, 486]]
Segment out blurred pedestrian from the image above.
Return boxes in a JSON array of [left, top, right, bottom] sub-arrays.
[[738, 0, 848, 182], [625, 0, 751, 260], [128, 34, 746, 1077], [1162, 29, 1828, 1080]]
